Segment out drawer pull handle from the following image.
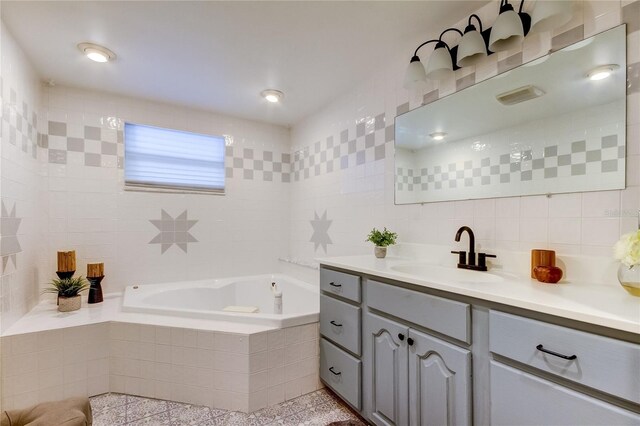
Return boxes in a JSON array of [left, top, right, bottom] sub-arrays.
[[330, 320, 343, 327], [536, 344, 577, 360], [407, 337, 414, 346], [329, 282, 342, 287], [329, 367, 342, 376], [398, 333, 405, 341]]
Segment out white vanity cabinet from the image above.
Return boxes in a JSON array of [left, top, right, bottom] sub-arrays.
[[318, 265, 640, 425]]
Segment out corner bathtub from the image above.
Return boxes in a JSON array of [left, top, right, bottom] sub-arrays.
[[122, 274, 318, 328]]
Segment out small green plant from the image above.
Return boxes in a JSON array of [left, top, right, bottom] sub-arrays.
[[366, 227, 398, 247], [44, 276, 89, 298]]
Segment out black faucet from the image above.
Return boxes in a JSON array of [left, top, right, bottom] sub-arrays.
[[451, 226, 496, 272]]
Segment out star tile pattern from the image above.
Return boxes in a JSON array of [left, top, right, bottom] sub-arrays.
[[90, 389, 365, 425], [149, 209, 198, 254], [1, 200, 22, 271], [310, 210, 332, 253]]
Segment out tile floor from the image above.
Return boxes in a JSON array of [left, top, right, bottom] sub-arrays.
[[90, 389, 365, 425]]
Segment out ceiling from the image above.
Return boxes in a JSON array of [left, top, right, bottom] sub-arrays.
[[1, 1, 486, 127]]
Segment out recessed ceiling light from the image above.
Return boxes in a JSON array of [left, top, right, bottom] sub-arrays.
[[587, 65, 619, 81], [260, 89, 284, 103], [77, 42, 116, 63], [430, 132, 447, 141]]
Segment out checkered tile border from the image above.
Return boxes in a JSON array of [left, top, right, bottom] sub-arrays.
[[396, 135, 624, 192], [43, 120, 291, 183], [291, 113, 392, 181], [1, 80, 38, 160]]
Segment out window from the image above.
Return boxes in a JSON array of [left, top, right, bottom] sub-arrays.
[[124, 123, 225, 193]]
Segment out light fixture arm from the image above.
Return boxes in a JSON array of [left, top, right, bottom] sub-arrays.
[[413, 39, 440, 58], [438, 27, 464, 41], [467, 14, 484, 33]]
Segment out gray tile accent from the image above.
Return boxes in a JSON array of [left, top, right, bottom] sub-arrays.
[[356, 122, 365, 138], [423, 90, 439, 105], [149, 209, 198, 254], [571, 163, 586, 176], [101, 141, 117, 155], [374, 114, 385, 130], [365, 133, 375, 148], [67, 137, 85, 152], [544, 146, 557, 157], [544, 167, 557, 178], [385, 125, 395, 142], [602, 159, 618, 173], [552, 25, 584, 52], [49, 121, 66, 136], [243, 169, 253, 179], [243, 148, 253, 159], [498, 53, 523, 74], [456, 73, 476, 91], [586, 150, 602, 162], [623, 1, 640, 34], [571, 140, 586, 152], [85, 153, 101, 167], [396, 102, 409, 116], [602, 135, 618, 148], [340, 129, 348, 143], [49, 149, 67, 164], [84, 125, 101, 140], [1, 200, 22, 270]]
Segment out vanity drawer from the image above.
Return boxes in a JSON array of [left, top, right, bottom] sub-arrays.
[[320, 294, 361, 355], [320, 338, 361, 409], [367, 279, 471, 343], [491, 361, 640, 425], [490, 310, 640, 404], [320, 268, 361, 303]]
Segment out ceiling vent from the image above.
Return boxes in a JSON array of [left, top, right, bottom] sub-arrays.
[[496, 85, 545, 105]]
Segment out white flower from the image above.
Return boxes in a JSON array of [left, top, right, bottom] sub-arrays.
[[614, 230, 640, 267]]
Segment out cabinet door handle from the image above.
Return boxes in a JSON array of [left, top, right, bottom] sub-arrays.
[[536, 344, 577, 360], [398, 333, 405, 341], [407, 338, 414, 346], [330, 320, 343, 327], [329, 367, 342, 376], [329, 282, 342, 287]]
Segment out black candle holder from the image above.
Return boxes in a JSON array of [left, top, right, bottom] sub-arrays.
[[56, 270, 75, 280], [87, 276, 104, 304]]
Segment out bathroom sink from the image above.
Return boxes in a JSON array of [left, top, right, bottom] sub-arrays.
[[390, 263, 504, 283]]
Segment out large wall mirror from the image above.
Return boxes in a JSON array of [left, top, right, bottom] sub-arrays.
[[395, 25, 627, 204]]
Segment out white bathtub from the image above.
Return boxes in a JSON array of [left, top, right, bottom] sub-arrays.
[[122, 274, 319, 328]]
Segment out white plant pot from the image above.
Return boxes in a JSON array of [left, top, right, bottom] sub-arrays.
[[58, 295, 81, 312], [374, 246, 387, 259]]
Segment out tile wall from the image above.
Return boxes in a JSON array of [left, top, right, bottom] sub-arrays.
[[36, 86, 292, 302], [288, 0, 640, 271], [0, 322, 320, 413], [0, 23, 43, 332]]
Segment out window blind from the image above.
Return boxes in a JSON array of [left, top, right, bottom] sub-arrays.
[[124, 123, 225, 193]]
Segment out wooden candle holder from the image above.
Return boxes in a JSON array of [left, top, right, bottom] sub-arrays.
[[57, 250, 76, 273], [87, 263, 105, 304], [531, 249, 556, 279]]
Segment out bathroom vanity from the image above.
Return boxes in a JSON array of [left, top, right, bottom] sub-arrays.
[[318, 256, 640, 425]]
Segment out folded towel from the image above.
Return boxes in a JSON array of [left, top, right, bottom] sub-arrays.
[[223, 305, 259, 313], [1, 396, 92, 426]]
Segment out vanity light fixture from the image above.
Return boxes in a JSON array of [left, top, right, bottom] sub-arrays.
[[404, 1, 574, 89], [430, 132, 447, 141], [457, 15, 489, 67], [77, 43, 116, 63], [403, 28, 463, 88], [260, 89, 284, 103], [530, 0, 574, 34], [488, 0, 531, 52], [587, 65, 619, 81]]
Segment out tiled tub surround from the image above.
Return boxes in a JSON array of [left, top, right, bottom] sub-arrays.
[[0, 23, 43, 332], [287, 1, 640, 267], [1, 316, 321, 413]]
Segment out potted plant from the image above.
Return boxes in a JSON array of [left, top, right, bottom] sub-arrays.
[[366, 227, 398, 259], [614, 230, 640, 296], [45, 276, 89, 312]]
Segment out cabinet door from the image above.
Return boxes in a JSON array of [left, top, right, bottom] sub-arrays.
[[365, 313, 409, 426], [408, 328, 472, 426], [491, 361, 640, 425]]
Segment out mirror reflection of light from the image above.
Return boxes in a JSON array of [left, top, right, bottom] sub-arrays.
[[471, 141, 488, 151]]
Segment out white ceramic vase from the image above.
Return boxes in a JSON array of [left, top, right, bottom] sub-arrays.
[[374, 246, 387, 259]]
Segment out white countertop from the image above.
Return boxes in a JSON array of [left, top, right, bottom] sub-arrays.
[[2, 293, 276, 337], [318, 255, 640, 335]]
